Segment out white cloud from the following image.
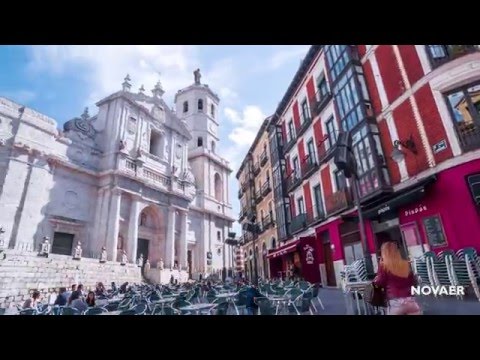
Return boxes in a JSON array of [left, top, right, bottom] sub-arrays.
[[269, 45, 310, 70], [223, 105, 266, 170], [3, 90, 37, 104]]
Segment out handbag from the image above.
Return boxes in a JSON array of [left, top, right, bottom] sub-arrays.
[[364, 283, 387, 308]]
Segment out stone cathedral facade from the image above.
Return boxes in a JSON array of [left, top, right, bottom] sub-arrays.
[[0, 70, 235, 284]]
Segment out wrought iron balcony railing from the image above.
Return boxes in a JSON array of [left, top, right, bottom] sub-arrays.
[[260, 150, 268, 167], [301, 155, 319, 180], [286, 171, 303, 192], [289, 213, 307, 235], [325, 188, 353, 216], [253, 162, 261, 175], [261, 180, 272, 196]]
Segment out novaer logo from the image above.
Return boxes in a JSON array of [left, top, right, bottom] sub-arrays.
[[411, 286, 465, 296]]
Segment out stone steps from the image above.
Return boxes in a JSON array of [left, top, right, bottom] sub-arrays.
[[0, 249, 141, 308]]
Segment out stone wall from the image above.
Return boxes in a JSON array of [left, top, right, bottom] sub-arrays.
[[0, 249, 142, 309]]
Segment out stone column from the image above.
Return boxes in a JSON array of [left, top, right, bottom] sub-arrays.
[[92, 187, 105, 255], [165, 206, 176, 269], [179, 210, 188, 270], [127, 197, 141, 264], [106, 189, 121, 261]]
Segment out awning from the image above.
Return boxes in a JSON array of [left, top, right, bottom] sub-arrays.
[[362, 176, 436, 220], [267, 240, 300, 259]]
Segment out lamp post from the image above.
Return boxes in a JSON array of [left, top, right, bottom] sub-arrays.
[[334, 131, 375, 279]]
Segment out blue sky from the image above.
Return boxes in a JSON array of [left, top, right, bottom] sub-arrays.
[[0, 45, 310, 234]]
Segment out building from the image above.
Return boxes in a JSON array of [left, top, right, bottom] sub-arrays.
[[236, 117, 277, 282], [265, 45, 480, 287], [0, 69, 235, 285]]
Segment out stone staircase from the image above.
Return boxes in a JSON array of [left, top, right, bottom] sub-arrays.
[[0, 249, 141, 308]]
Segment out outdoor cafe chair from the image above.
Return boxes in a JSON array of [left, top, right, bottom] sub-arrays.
[[287, 288, 304, 315], [18, 308, 37, 315], [310, 284, 325, 311], [119, 309, 136, 315], [132, 303, 148, 315], [61, 307, 81, 315], [83, 307, 108, 315], [254, 297, 275, 315]]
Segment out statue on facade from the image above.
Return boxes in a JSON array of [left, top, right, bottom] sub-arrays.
[[144, 259, 151, 272], [99, 246, 107, 263], [174, 260, 178, 270], [194, 68, 201, 85], [119, 140, 126, 151], [121, 250, 128, 265], [0, 227, 5, 250], [39, 237, 50, 257], [158, 258, 164, 270], [73, 241, 82, 260], [137, 254, 143, 267]]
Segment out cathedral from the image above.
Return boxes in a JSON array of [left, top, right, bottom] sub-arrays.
[[0, 70, 235, 283]]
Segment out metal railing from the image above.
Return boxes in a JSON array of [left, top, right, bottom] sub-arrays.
[[253, 162, 261, 175], [284, 130, 297, 153], [260, 150, 268, 166], [325, 188, 353, 216], [286, 171, 303, 192], [289, 213, 308, 234], [301, 155, 319, 180], [261, 180, 272, 196], [297, 114, 312, 138], [309, 89, 332, 119]]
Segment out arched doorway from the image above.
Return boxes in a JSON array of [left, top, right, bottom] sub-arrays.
[[137, 205, 163, 270]]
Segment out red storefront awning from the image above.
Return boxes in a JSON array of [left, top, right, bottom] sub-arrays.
[[267, 240, 300, 259]]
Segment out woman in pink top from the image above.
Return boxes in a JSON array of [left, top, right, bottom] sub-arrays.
[[374, 242, 422, 315]]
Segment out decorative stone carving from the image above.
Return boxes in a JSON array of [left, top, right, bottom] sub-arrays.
[[73, 241, 82, 260], [40, 237, 50, 256], [121, 250, 128, 265], [0, 227, 5, 250], [119, 140, 126, 151], [144, 259, 151, 272], [180, 168, 196, 185], [63, 108, 96, 139], [100, 246, 107, 263], [194, 68, 201, 85], [158, 258, 164, 270]]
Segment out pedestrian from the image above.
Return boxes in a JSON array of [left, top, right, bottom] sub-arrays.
[[69, 291, 88, 313], [65, 284, 76, 303], [85, 291, 96, 307], [245, 285, 263, 315], [373, 241, 422, 315], [54, 287, 68, 306], [23, 290, 41, 309]]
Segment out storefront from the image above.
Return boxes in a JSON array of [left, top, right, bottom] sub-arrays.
[[267, 236, 321, 283], [363, 159, 480, 256]]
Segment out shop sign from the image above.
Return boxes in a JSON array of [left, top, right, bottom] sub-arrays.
[[303, 245, 314, 265], [432, 140, 447, 154], [377, 205, 391, 215], [404, 205, 428, 216]]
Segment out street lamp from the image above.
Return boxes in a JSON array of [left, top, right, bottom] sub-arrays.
[[243, 215, 260, 286], [391, 136, 418, 164], [334, 131, 375, 279]]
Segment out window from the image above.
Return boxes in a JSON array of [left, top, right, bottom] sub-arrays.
[[307, 138, 316, 163], [293, 156, 299, 178], [351, 125, 379, 197], [149, 130, 163, 157], [214, 173, 223, 201], [313, 185, 324, 218], [316, 74, 329, 101], [445, 83, 480, 152], [198, 99, 204, 111], [288, 119, 295, 141], [183, 101, 189, 113], [334, 170, 347, 191], [426, 45, 476, 68], [325, 45, 350, 83], [325, 117, 337, 149], [467, 173, 480, 205], [217, 231, 221, 242], [197, 137, 203, 147], [260, 209, 264, 220], [268, 201, 274, 219], [211, 104, 215, 118], [297, 197, 305, 214], [52, 232, 74, 256], [211, 141, 216, 153], [301, 99, 310, 123], [343, 242, 364, 265], [333, 67, 365, 132]]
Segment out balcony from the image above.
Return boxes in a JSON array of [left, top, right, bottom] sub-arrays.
[[325, 188, 353, 216], [301, 155, 319, 180], [255, 189, 263, 203], [456, 122, 480, 152], [317, 138, 337, 165], [260, 150, 268, 167], [306, 210, 326, 226], [289, 213, 307, 235], [261, 180, 272, 196], [283, 131, 297, 154], [309, 90, 332, 119], [239, 208, 246, 221], [262, 213, 274, 230], [427, 45, 478, 69], [297, 114, 312, 138], [286, 172, 303, 192], [253, 162, 261, 175]]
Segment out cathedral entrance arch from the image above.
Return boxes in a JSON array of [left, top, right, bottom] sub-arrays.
[[137, 205, 164, 268]]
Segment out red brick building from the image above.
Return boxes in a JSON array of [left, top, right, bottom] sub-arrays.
[[266, 45, 480, 287]]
